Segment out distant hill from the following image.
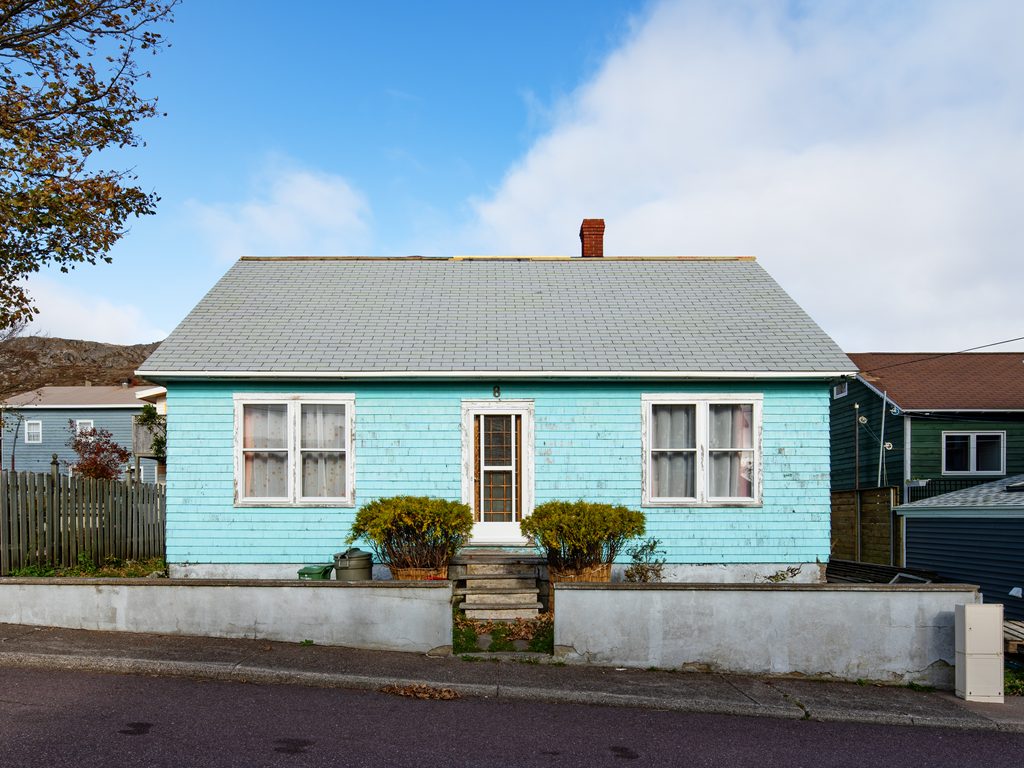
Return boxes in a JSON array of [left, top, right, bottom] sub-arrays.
[[0, 336, 162, 401]]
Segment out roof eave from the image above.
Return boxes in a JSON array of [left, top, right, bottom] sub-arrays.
[[137, 368, 857, 382]]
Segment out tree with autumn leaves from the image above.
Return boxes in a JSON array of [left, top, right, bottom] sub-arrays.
[[0, 0, 178, 330], [66, 419, 130, 479]]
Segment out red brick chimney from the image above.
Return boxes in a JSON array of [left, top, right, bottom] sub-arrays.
[[579, 218, 605, 258]]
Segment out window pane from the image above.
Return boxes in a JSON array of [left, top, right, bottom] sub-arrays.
[[301, 452, 346, 497], [709, 451, 754, 498], [652, 405, 695, 449], [709, 404, 753, 449], [651, 452, 694, 498], [301, 404, 345, 450], [483, 469, 513, 521], [976, 435, 1002, 472], [244, 452, 288, 497], [944, 435, 970, 472], [243, 404, 288, 449], [484, 415, 512, 465]]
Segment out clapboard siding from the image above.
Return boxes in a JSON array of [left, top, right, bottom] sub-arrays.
[[1, 407, 158, 482], [166, 380, 832, 565], [905, 516, 1024, 621], [909, 415, 1024, 478], [830, 377, 905, 491]]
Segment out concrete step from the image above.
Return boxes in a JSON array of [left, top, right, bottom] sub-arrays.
[[465, 563, 538, 576], [461, 603, 542, 620], [461, 575, 537, 589], [461, 591, 540, 606]]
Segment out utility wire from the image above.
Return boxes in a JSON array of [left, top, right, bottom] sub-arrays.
[[859, 335, 1024, 374]]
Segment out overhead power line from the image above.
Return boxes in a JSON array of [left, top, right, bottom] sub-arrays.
[[859, 335, 1024, 374]]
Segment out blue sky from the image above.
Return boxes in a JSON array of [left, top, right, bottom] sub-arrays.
[[25, 0, 1024, 353]]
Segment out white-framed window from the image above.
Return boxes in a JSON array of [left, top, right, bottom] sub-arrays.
[[833, 382, 848, 399], [942, 431, 1005, 476], [24, 420, 42, 444], [233, 393, 355, 506], [75, 419, 94, 434], [642, 393, 763, 506]]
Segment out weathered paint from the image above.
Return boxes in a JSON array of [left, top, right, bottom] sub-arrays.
[[165, 381, 832, 566], [0, 406, 158, 481]]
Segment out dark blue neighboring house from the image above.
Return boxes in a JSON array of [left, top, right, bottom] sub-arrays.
[[0, 385, 158, 482], [899, 474, 1024, 620]]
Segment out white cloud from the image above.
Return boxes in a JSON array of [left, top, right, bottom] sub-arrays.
[[188, 161, 372, 260], [466, 0, 1024, 351], [26, 279, 168, 344]]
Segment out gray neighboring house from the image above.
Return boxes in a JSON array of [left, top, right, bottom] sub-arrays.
[[0, 385, 159, 482], [899, 474, 1024, 620]]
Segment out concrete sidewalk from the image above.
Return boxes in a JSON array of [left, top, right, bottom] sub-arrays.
[[1, 622, 1020, 732]]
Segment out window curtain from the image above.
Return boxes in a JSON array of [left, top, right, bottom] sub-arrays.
[[651, 404, 695, 498], [243, 404, 288, 497], [708, 404, 753, 498], [300, 404, 346, 497]]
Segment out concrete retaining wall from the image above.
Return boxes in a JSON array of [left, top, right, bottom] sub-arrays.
[[0, 579, 452, 653], [553, 583, 981, 688]]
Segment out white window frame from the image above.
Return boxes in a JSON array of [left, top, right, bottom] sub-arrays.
[[461, 399, 535, 541], [941, 430, 1005, 476], [75, 419, 94, 434], [233, 393, 355, 507], [24, 420, 42, 444], [641, 393, 763, 507], [833, 382, 848, 399]]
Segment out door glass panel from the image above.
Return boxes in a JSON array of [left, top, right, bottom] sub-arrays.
[[975, 435, 1002, 472], [483, 470, 513, 521], [944, 435, 970, 472], [484, 415, 512, 464]]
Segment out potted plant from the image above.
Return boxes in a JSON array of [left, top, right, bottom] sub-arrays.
[[520, 500, 645, 583], [347, 495, 472, 580]]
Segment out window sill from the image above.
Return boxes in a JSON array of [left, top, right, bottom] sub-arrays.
[[234, 500, 356, 508], [642, 500, 763, 509], [940, 472, 1005, 477]]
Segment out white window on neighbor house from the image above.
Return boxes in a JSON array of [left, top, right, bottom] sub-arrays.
[[24, 420, 42, 444], [942, 431, 1005, 476], [642, 394, 763, 506], [233, 393, 355, 506], [833, 382, 848, 399], [75, 419, 94, 434]]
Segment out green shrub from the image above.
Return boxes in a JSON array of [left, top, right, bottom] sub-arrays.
[[520, 500, 645, 571], [347, 495, 473, 569]]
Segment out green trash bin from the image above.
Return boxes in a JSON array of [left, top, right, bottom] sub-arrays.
[[333, 548, 373, 581], [298, 564, 334, 580]]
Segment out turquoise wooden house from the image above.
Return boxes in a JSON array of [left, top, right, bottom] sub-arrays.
[[137, 220, 854, 580]]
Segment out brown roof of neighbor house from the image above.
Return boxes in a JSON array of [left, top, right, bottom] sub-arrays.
[[849, 353, 1024, 410], [1, 385, 148, 409]]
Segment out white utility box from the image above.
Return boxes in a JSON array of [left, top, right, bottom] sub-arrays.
[[954, 603, 1004, 703]]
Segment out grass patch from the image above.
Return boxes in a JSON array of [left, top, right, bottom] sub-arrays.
[[452, 623, 480, 654], [452, 611, 554, 655], [10, 555, 165, 578], [906, 681, 935, 693], [486, 624, 515, 652], [1006, 669, 1024, 697]]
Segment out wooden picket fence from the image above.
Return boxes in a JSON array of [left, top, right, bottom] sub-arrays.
[[0, 469, 165, 575]]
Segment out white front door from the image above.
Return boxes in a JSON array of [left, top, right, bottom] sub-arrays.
[[461, 400, 534, 544]]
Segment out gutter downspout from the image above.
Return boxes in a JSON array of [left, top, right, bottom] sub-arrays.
[[877, 391, 888, 487], [854, 403, 861, 561]]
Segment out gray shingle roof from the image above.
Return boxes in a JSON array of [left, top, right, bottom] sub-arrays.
[[899, 475, 1024, 510], [138, 257, 854, 376]]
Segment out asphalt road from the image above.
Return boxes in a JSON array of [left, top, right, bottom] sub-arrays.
[[1, 668, 1021, 768]]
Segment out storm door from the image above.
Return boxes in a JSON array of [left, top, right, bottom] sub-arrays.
[[462, 401, 534, 544]]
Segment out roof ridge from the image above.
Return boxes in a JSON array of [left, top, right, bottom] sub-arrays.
[[237, 255, 757, 262]]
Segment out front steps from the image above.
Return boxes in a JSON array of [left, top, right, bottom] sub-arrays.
[[451, 551, 544, 620]]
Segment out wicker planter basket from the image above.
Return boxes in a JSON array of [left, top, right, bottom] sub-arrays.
[[548, 562, 612, 583], [391, 566, 450, 581]]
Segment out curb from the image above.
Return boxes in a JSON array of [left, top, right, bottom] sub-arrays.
[[1, 651, 1018, 733]]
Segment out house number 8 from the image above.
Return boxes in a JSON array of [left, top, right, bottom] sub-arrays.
[[493, 385, 501, 399]]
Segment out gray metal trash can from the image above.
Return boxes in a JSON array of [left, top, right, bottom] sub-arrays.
[[334, 547, 373, 581]]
